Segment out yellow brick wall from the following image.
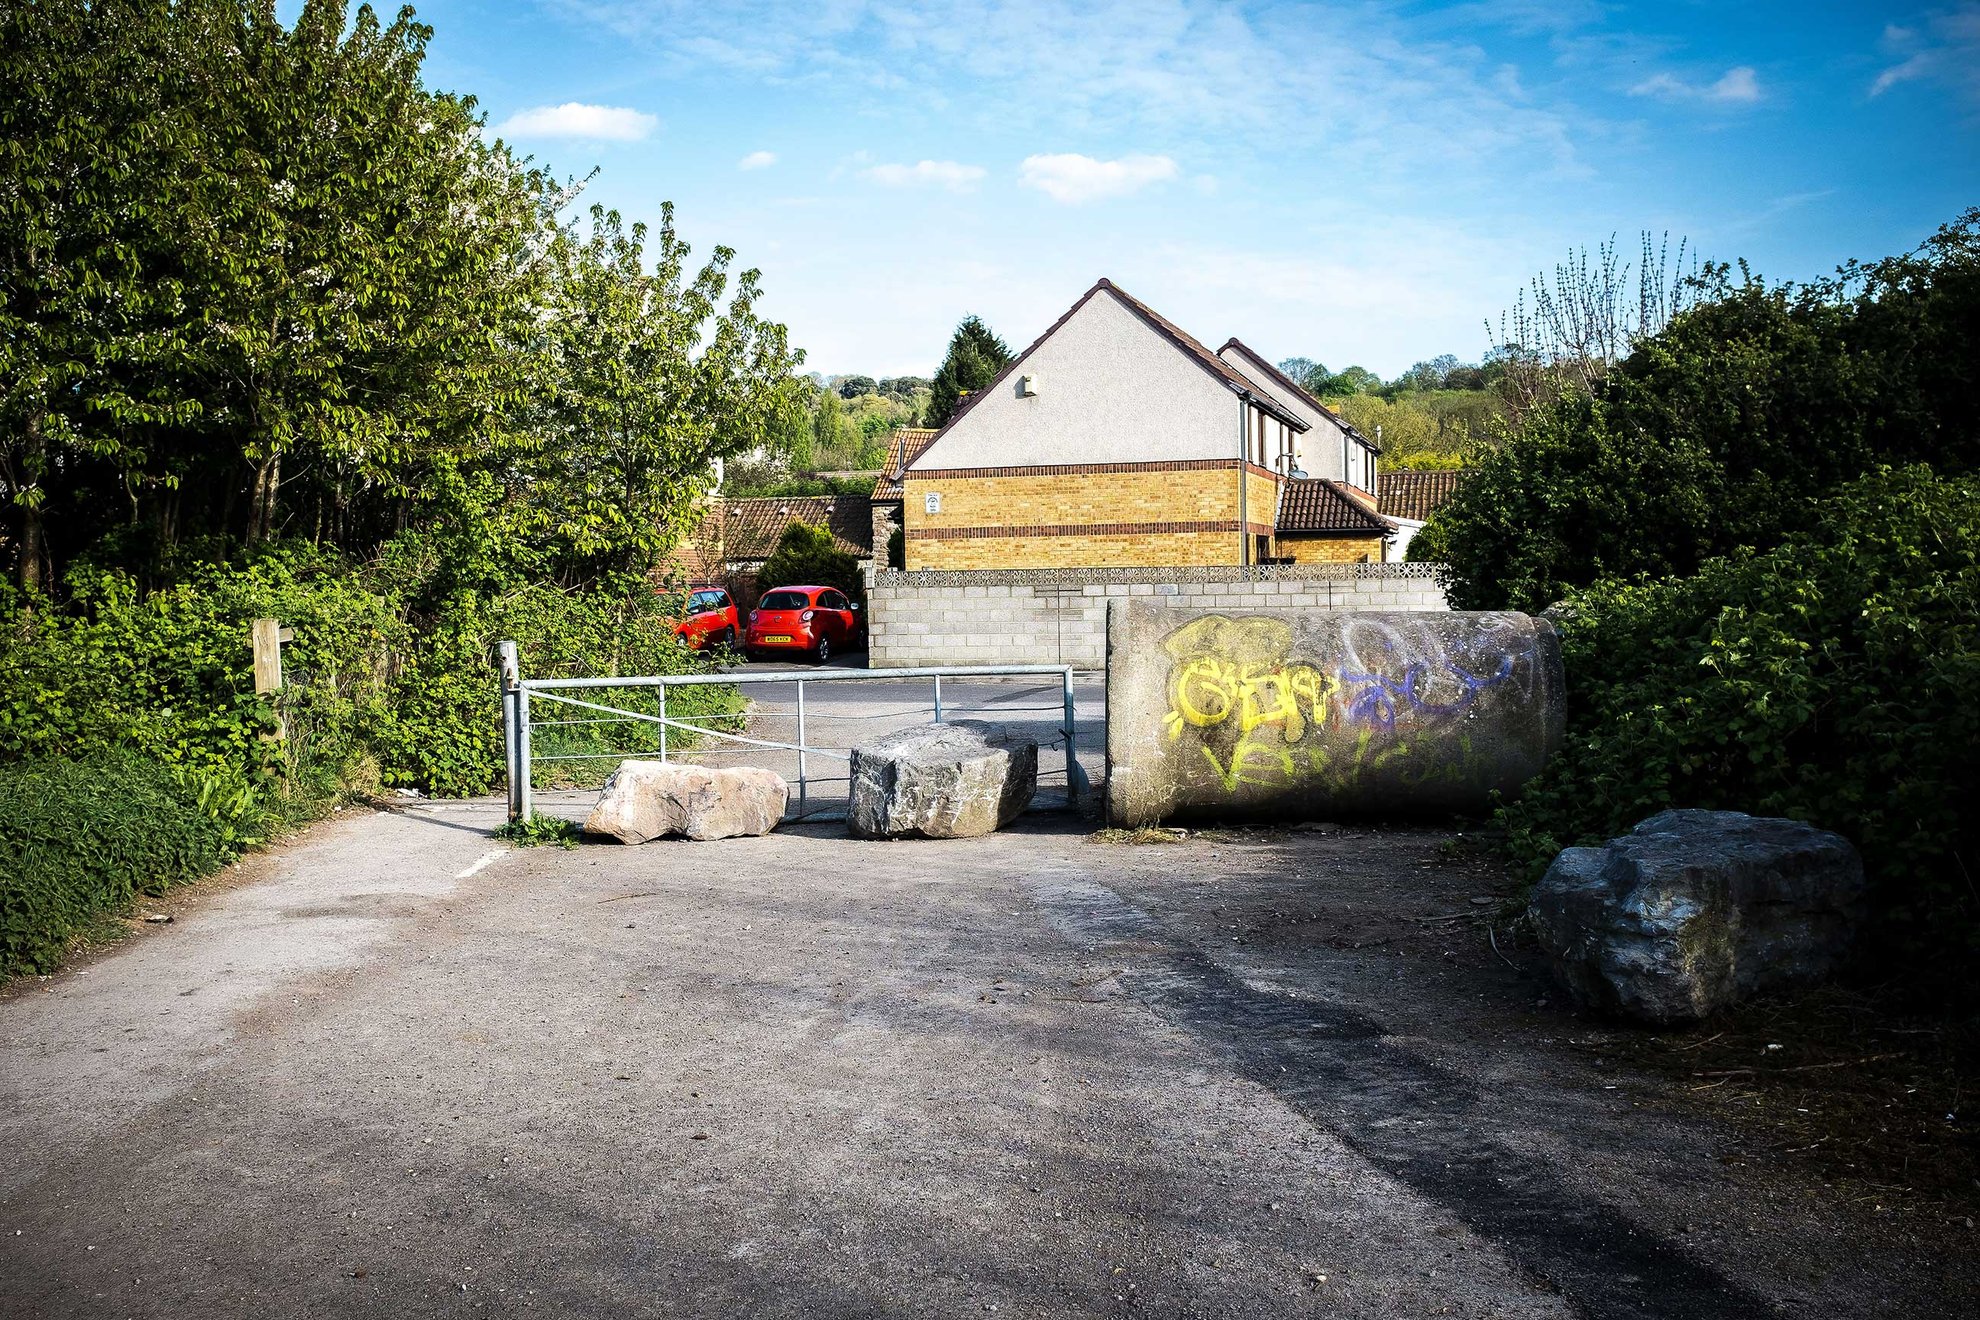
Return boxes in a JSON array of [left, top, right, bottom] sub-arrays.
[[910, 531, 1243, 571], [907, 469, 1240, 529], [903, 466, 1279, 570], [1276, 534, 1385, 564], [1244, 469, 1279, 531]]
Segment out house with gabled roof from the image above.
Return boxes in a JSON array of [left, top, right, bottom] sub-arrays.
[[898, 278, 1399, 570]]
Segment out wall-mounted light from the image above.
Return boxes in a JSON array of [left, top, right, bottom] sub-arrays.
[[1017, 373, 1039, 397]]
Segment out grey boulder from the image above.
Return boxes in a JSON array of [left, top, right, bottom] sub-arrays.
[[1528, 809, 1866, 1023], [849, 720, 1038, 839], [585, 761, 787, 843]]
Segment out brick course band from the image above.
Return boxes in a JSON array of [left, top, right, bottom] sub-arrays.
[[906, 458, 1283, 481], [908, 519, 1276, 541], [873, 562, 1448, 587]]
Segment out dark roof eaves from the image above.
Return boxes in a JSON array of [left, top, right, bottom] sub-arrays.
[[1216, 338, 1385, 455]]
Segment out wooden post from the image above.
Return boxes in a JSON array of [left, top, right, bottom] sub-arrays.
[[251, 618, 288, 694]]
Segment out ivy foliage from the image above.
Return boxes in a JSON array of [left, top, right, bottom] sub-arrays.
[[0, 752, 260, 976], [1500, 468, 1980, 974], [0, 541, 740, 802]]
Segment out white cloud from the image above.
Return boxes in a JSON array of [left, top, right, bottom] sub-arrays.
[[738, 149, 779, 170], [1870, 6, 1980, 103], [1018, 153, 1180, 204], [551, 1, 1586, 177], [860, 159, 986, 191], [493, 102, 658, 141], [1629, 65, 1762, 104]]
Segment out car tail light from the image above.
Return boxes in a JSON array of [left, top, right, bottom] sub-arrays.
[[800, 609, 815, 622]]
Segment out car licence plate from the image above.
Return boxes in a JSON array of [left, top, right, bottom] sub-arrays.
[[763, 635, 793, 643]]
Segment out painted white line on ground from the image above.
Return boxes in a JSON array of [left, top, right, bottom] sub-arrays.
[[456, 848, 509, 879]]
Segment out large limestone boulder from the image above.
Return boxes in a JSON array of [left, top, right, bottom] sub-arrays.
[[585, 761, 787, 843], [849, 721, 1038, 840], [1528, 809, 1866, 1023]]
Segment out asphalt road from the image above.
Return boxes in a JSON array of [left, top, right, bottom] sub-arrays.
[[3, 806, 1969, 1318]]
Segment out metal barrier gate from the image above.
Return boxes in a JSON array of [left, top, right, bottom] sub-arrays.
[[498, 641, 1083, 824]]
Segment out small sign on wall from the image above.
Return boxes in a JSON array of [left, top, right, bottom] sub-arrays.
[[924, 491, 942, 514]]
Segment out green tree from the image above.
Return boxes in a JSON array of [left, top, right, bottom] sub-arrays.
[[501, 204, 804, 586], [925, 315, 1012, 429], [0, 0, 552, 581]]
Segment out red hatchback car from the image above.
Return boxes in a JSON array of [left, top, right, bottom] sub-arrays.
[[674, 585, 740, 651], [745, 585, 862, 664]]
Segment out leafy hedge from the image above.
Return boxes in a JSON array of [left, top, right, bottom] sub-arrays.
[[1499, 468, 1980, 972], [0, 538, 741, 972], [0, 539, 736, 801], [0, 753, 259, 975]]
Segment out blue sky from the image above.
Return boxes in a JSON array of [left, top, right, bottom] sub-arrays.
[[400, 0, 1979, 379]]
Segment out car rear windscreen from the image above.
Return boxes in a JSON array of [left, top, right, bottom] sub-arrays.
[[758, 590, 809, 610]]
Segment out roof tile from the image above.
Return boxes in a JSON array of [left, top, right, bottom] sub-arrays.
[[1277, 478, 1395, 534], [871, 428, 939, 501], [1377, 470, 1467, 522]]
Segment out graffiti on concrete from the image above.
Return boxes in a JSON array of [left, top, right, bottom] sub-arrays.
[[1158, 613, 1545, 795]]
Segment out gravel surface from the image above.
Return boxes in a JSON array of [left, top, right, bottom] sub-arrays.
[[2, 804, 1971, 1318]]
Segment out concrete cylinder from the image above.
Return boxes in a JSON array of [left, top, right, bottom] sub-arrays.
[[1105, 604, 1564, 825]]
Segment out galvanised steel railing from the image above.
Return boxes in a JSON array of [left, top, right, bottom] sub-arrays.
[[497, 641, 1082, 824]]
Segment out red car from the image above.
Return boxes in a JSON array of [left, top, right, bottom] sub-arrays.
[[674, 585, 740, 651], [745, 585, 863, 664]]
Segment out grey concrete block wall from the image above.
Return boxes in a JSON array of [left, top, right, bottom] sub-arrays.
[[867, 564, 1450, 670]]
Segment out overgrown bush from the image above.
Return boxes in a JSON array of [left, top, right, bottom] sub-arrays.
[[1499, 468, 1980, 978], [1420, 212, 1980, 611], [758, 522, 864, 605], [0, 753, 259, 975], [375, 577, 742, 795], [0, 543, 400, 807]]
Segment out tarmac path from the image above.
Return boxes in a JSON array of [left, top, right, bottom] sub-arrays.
[[4, 799, 1967, 1318]]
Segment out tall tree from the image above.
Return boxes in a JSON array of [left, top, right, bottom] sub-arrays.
[[0, 0, 552, 578], [498, 204, 805, 586], [925, 315, 1012, 429]]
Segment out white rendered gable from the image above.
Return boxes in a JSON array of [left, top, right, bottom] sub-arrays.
[[914, 289, 1241, 470], [1215, 343, 1351, 483]]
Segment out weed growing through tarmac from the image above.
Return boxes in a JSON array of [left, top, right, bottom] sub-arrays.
[[1090, 826, 1188, 845], [494, 814, 581, 849]]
